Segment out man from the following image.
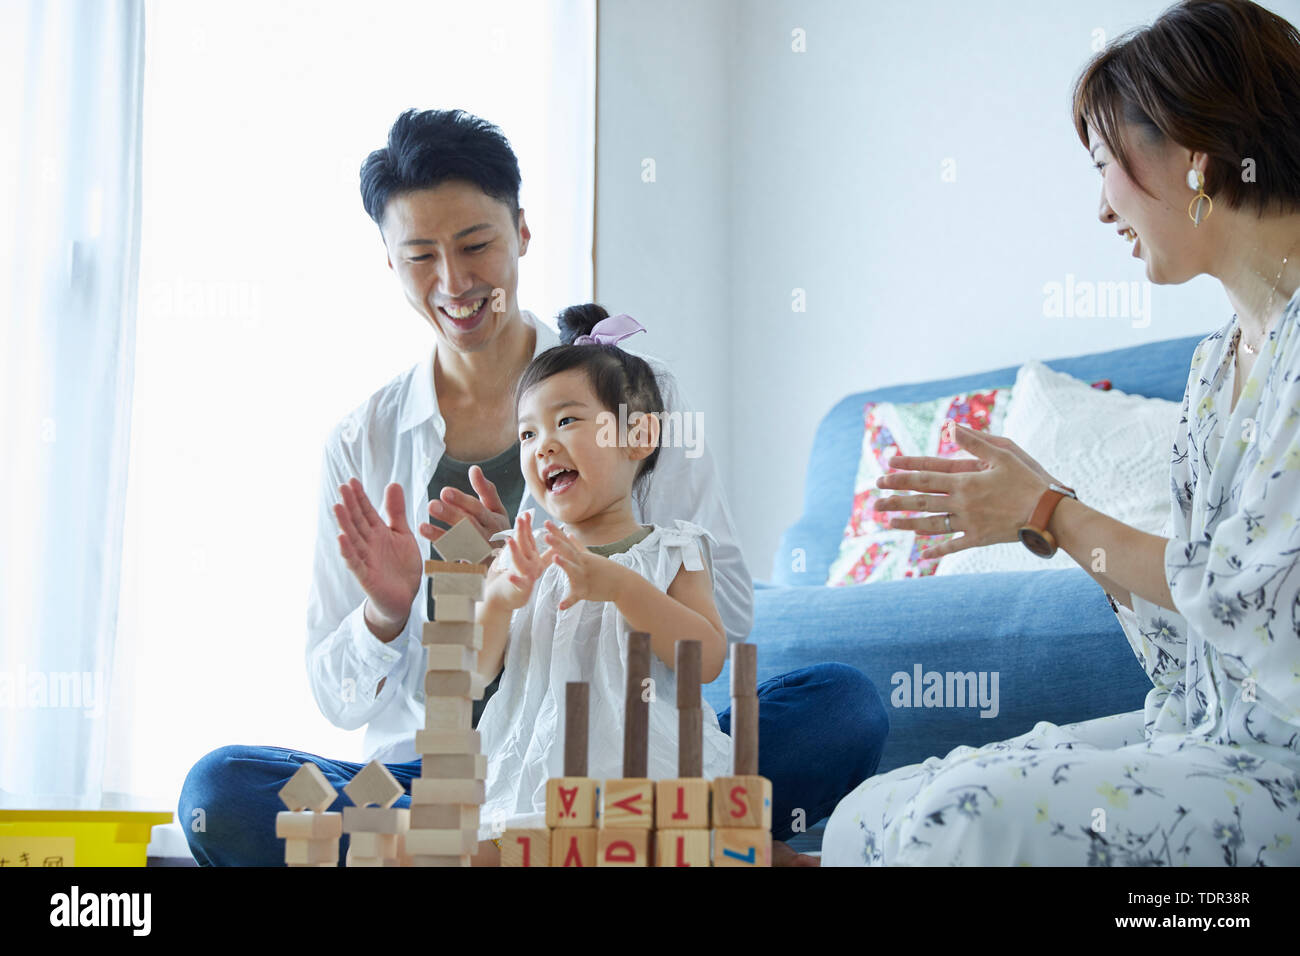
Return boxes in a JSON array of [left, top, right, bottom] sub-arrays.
[[179, 109, 887, 867]]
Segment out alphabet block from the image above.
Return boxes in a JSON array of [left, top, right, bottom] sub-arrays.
[[420, 753, 487, 779], [430, 572, 484, 599], [712, 828, 771, 867], [411, 778, 485, 804], [342, 806, 409, 834], [654, 778, 710, 829], [596, 828, 652, 867], [277, 762, 336, 813], [656, 829, 711, 867], [275, 810, 342, 840], [343, 759, 403, 809], [500, 828, 551, 867], [424, 670, 487, 699], [431, 594, 475, 621], [545, 777, 599, 828], [423, 645, 477, 672], [600, 778, 654, 829], [549, 828, 598, 867], [422, 621, 483, 649], [410, 804, 479, 830], [424, 696, 472, 731], [413, 728, 481, 755], [404, 828, 478, 855], [711, 775, 772, 830], [431, 518, 493, 564]]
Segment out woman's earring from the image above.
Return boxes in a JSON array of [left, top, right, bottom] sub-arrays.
[[1187, 169, 1212, 227]]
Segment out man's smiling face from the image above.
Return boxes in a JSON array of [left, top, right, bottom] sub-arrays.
[[380, 179, 530, 352]]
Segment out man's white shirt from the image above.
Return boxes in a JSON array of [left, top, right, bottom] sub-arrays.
[[305, 311, 753, 763]]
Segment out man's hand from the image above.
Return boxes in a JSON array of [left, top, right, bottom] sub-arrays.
[[334, 479, 423, 641], [419, 464, 511, 547]]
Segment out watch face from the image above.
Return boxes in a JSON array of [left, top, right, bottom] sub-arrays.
[[1018, 528, 1054, 558]]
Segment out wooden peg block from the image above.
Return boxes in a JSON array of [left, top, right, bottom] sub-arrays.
[[277, 761, 336, 812], [430, 572, 484, 598], [730, 696, 760, 775], [712, 828, 771, 867], [284, 837, 339, 865], [424, 670, 487, 699], [730, 643, 758, 697], [347, 832, 399, 858], [623, 632, 651, 778], [424, 559, 488, 576], [500, 828, 551, 867], [411, 778, 485, 804], [654, 778, 710, 829], [546, 777, 599, 828], [549, 828, 598, 867], [432, 518, 493, 564], [342, 805, 409, 834], [600, 778, 654, 828], [410, 804, 479, 830], [413, 728, 481, 755], [275, 810, 343, 840], [343, 759, 403, 809], [423, 645, 477, 672], [420, 753, 487, 779], [410, 854, 471, 867], [597, 828, 652, 867], [422, 620, 483, 648], [711, 775, 772, 830], [424, 696, 472, 731], [404, 827, 478, 855], [656, 829, 711, 867], [432, 594, 476, 621], [564, 682, 589, 777]]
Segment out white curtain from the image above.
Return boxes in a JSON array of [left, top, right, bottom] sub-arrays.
[[0, 0, 146, 807], [109, 0, 596, 821]]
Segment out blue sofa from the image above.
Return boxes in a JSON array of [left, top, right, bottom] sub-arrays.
[[700, 332, 1205, 852]]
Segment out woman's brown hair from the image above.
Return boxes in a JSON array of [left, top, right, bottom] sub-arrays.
[[1072, 0, 1300, 217]]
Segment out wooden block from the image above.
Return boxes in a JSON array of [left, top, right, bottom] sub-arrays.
[[711, 775, 772, 830], [500, 828, 551, 867], [656, 828, 711, 867], [675, 639, 702, 707], [623, 632, 651, 778], [347, 855, 401, 867], [546, 777, 599, 828], [275, 810, 342, 840], [424, 559, 488, 576], [424, 696, 472, 731], [430, 572, 484, 598], [731, 696, 760, 775], [343, 759, 403, 809], [410, 804, 479, 830], [283, 837, 339, 865], [348, 832, 399, 858], [420, 753, 487, 779], [423, 645, 477, 672], [678, 709, 703, 778], [277, 761, 336, 812], [422, 620, 483, 648], [404, 827, 478, 855], [424, 670, 487, 699], [342, 806, 409, 834], [655, 778, 710, 829], [286, 861, 337, 867], [712, 828, 771, 867], [431, 594, 476, 621], [432, 517, 493, 563], [410, 854, 471, 867], [597, 828, 652, 867], [411, 778, 485, 804], [413, 728, 481, 755], [549, 828, 598, 867], [730, 642, 758, 697], [564, 682, 589, 777], [600, 778, 654, 828]]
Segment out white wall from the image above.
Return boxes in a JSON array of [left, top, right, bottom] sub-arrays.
[[597, 0, 1300, 579]]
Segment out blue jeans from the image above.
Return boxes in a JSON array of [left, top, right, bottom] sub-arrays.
[[178, 662, 888, 865]]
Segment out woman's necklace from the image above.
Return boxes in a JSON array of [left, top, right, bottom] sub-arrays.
[[1233, 236, 1300, 356]]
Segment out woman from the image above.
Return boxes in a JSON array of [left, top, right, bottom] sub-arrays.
[[823, 0, 1300, 866]]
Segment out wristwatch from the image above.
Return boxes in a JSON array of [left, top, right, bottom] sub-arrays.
[[1018, 483, 1077, 558]]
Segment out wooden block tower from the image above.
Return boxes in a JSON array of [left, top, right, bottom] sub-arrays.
[[598, 631, 655, 866], [276, 762, 341, 867], [409, 518, 492, 866], [342, 760, 408, 867], [655, 639, 711, 866], [711, 643, 772, 866]]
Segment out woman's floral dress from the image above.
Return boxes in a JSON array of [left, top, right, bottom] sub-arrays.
[[822, 290, 1300, 865]]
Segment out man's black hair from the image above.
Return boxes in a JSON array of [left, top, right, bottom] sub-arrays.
[[360, 109, 522, 231]]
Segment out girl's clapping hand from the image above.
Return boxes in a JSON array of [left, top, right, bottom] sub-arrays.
[[544, 521, 621, 611], [484, 512, 553, 612]]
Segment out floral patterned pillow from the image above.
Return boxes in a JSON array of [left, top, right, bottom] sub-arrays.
[[825, 388, 1012, 586]]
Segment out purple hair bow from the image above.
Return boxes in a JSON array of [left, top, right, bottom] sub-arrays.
[[572, 313, 646, 347]]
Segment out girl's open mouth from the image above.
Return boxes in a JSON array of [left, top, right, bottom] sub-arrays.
[[546, 469, 578, 494]]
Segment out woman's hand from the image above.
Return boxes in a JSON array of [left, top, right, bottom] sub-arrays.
[[874, 423, 1059, 560], [418, 464, 511, 547], [483, 512, 552, 613], [543, 521, 622, 611]]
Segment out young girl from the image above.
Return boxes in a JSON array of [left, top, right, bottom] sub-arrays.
[[471, 304, 733, 854]]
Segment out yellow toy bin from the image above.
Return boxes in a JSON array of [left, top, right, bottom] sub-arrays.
[[0, 811, 173, 867]]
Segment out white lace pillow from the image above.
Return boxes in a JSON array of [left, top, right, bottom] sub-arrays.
[[935, 360, 1179, 576]]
